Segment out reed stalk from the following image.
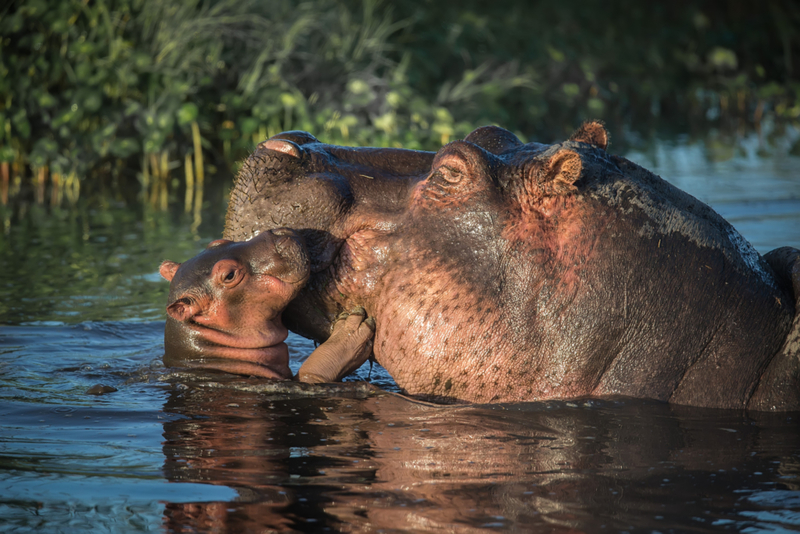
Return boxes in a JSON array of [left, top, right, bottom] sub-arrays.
[[159, 150, 169, 211], [36, 167, 47, 205], [64, 172, 80, 205], [50, 172, 61, 207], [141, 153, 150, 202], [1, 162, 8, 205], [11, 162, 20, 198], [184, 153, 194, 213], [149, 152, 160, 207], [191, 120, 204, 225]]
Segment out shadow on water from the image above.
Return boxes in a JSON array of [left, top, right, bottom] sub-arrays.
[[1, 127, 800, 532]]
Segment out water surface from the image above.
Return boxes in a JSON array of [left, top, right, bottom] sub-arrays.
[[1, 128, 799, 532]]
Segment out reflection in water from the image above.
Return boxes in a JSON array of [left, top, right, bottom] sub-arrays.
[[159, 381, 800, 532]]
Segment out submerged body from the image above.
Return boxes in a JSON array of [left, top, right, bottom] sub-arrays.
[[166, 123, 800, 410]]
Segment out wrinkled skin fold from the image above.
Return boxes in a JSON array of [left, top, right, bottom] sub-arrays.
[[166, 123, 800, 410]]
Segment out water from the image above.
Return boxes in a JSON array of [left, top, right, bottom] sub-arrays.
[[1, 128, 800, 533]]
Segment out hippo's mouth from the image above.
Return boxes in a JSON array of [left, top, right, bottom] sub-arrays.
[[186, 319, 290, 349], [164, 318, 293, 380]]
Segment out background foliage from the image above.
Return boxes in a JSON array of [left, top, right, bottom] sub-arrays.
[[1, 0, 800, 208]]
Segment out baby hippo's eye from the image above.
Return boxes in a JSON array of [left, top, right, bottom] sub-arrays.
[[213, 259, 244, 288], [219, 267, 242, 287]]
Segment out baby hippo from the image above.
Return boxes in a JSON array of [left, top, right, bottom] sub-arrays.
[[159, 228, 375, 382]]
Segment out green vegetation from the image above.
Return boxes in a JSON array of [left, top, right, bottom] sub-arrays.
[[1, 0, 799, 211]]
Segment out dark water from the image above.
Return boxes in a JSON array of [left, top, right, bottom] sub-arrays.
[[1, 127, 800, 533]]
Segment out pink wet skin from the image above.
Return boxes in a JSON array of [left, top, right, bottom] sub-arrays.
[[160, 228, 376, 382]]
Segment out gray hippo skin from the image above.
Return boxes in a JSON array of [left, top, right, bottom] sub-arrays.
[[167, 122, 800, 410]]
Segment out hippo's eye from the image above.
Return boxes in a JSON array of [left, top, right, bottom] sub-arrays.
[[440, 166, 462, 183], [214, 259, 244, 288]]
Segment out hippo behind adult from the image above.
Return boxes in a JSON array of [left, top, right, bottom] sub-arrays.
[[170, 123, 800, 410]]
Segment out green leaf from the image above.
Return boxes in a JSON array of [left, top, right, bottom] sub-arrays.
[[177, 103, 198, 126], [239, 117, 259, 136], [110, 138, 139, 158], [0, 146, 15, 162], [38, 92, 57, 108], [143, 131, 166, 154], [156, 112, 174, 131], [708, 47, 737, 70], [83, 91, 102, 112], [12, 109, 30, 139], [52, 108, 75, 128], [75, 62, 92, 81]]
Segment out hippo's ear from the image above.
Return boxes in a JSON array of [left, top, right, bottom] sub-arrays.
[[539, 149, 582, 196], [569, 121, 609, 151], [159, 260, 181, 282]]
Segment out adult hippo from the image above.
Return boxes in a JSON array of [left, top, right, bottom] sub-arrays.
[[163, 122, 800, 410]]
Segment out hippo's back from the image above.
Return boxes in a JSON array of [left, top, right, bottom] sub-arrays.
[[581, 153, 795, 409]]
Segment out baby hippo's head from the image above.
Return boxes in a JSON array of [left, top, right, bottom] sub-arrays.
[[159, 228, 310, 379]]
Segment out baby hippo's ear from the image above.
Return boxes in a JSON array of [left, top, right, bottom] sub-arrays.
[[569, 120, 609, 151], [159, 260, 181, 282], [540, 149, 582, 197]]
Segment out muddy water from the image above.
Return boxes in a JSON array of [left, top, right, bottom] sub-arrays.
[[1, 128, 800, 533]]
